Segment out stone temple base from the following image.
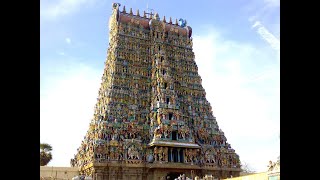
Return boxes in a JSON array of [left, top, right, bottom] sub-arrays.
[[82, 162, 241, 180]]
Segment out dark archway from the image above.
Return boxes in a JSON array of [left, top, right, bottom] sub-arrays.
[[166, 172, 181, 180]]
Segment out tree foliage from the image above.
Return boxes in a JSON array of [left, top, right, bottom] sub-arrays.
[[40, 143, 53, 166], [241, 162, 255, 173]]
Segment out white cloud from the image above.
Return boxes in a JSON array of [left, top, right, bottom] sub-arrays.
[[193, 28, 279, 172], [41, 0, 98, 20], [65, 37, 71, 44], [251, 20, 261, 28], [41, 60, 101, 166], [246, 0, 280, 41], [251, 21, 280, 52]]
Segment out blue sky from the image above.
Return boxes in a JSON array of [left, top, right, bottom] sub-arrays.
[[40, 0, 279, 172]]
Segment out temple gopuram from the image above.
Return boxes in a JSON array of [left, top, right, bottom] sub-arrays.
[[71, 3, 241, 180]]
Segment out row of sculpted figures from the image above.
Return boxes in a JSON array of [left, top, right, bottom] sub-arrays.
[[71, 141, 240, 169]]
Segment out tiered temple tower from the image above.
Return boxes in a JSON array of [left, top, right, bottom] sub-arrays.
[[71, 3, 241, 180]]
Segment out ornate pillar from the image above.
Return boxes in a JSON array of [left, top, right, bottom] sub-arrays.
[[170, 148, 173, 162], [95, 169, 104, 180], [177, 148, 180, 162], [180, 149, 184, 163], [165, 147, 168, 162]]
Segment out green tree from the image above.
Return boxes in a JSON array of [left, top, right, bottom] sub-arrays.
[[40, 143, 53, 166]]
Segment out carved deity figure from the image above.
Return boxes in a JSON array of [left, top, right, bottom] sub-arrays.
[[163, 125, 171, 138], [110, 149, 115, 160], [154, 126, 162, 139]]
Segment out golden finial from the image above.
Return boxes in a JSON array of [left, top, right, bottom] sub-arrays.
[[143, 11, 147, 18], [137, 9, 140, 17], [130, 8, 133, 15], [163, 16, 166, 23], [122, 6, 126, 13], [169, 17, 172, 24], [162, 16, 167, 23], [154, 12, 160, 20]]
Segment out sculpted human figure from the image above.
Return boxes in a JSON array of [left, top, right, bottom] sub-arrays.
[[128, 144, 140, 160], [187, 149, 192, 162], [192, 149, 198, 163], [184, 150, 188, 163], [154, 147, 158, 161], [205, 150, 210, 163], [110, 149, 115, 160], [181, 129, 186, 140], [114, 149, 119, 160], [154, 126, 160, 139], [167, 126, 172, 139], [158, 147, 163, 161], [163, 125, 170, 138], [127, 146, 133, 159], [268, 160, 274, 171]]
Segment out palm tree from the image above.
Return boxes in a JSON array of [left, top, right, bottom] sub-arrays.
[[40, 143, 53, 166]]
